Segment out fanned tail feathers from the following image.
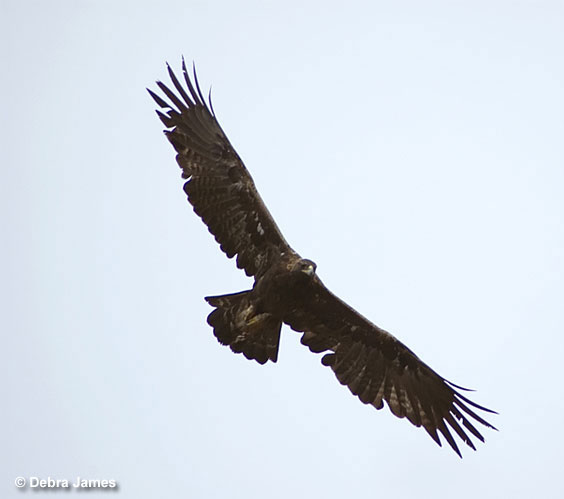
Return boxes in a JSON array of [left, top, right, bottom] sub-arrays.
[[205, 291, 282, 365]]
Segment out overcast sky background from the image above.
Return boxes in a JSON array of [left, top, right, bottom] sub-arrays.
[[2, 0, 564, 497]]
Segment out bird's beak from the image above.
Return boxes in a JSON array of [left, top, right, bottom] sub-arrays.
[[302, 264, 315, 276]]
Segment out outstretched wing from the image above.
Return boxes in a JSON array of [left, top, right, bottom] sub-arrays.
[[285, 278, 497, 457], [148, 60, 292, 278]]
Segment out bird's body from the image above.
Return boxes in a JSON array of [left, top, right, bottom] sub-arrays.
[[149, 60, 496, 457]]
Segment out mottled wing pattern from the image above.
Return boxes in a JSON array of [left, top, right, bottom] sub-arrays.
[[148, 61, 291, 277], [285, 278, 497, 457]]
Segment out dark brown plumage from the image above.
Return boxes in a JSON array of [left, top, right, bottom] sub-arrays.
[[149, 60, 497, 457]]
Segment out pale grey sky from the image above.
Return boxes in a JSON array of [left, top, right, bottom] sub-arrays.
[[2, 0, 564, 497]]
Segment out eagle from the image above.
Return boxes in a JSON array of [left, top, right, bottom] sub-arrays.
[[148, 60, 497, 457]]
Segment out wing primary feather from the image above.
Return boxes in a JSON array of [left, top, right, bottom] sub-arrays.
[[445, 380, 476, 392], [444, 413, 476, 451], [452, 388, 499, 414], [423, 425, 442, 447], [192, 62, 208, 106], [182, 59, 203, 106], [147, 88, 169, 109], [156, 81, 188, 113], [208, 86, 216, 116], [450, 406, 486, 442], [155, 110, 174, 127], [167, 62, 195, 107], [454, 397, 498, 430], [437, 421, 462, 458]]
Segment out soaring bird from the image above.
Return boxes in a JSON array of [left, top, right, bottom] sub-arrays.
[[149, 60, 496, 457]]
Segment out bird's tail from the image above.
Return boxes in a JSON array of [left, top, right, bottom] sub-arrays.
[[205, 290, 282, 364]]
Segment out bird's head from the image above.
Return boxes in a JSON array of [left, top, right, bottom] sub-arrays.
[[294, 258, 317, 277]]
